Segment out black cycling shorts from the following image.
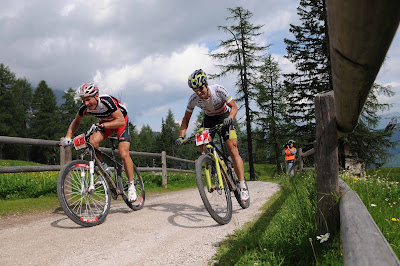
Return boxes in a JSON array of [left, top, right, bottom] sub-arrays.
[[203, 112, 237, 141]]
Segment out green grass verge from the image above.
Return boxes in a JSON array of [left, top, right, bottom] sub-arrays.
[[213, 172, 343, 266], [342, 169, 400, 258]]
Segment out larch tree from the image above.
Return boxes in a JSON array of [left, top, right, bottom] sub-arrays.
[[210, 6, 268, 180]]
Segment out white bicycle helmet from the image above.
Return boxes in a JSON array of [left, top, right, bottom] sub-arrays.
[[77, 83, 99, 97], [188, 69, 207, 89]]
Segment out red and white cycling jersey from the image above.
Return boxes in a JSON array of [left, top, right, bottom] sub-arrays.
[[78, 94, 127, 122], [186, 84, 232, 116]]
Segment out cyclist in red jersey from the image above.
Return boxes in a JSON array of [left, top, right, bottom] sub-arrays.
[[61, 83, 137, 202]]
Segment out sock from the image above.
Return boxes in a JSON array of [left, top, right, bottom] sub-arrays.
[[239, 181, 246, 189]]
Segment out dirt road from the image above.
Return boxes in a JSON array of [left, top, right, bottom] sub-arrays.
[[0, 181, 280, 266]]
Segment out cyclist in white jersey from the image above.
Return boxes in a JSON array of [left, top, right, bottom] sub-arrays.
[[176, 69, 249, 202], [61, 83, 137, 202]]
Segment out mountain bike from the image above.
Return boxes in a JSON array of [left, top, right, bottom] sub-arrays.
[[57, 130, 145, 227], [182, 124, 250, 225]]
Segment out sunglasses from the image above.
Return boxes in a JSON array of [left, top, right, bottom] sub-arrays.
[[192, 85, 204, 92]]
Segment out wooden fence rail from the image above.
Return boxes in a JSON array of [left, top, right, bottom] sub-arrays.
[[339, 179, 400, 265], [0, 135, 195, 188]]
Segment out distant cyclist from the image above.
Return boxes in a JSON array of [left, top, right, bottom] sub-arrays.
[[61, 83, 137, 202], [176, 69, 249, 201]]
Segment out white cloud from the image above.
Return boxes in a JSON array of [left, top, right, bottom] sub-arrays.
[[60, 4, 75, 17]]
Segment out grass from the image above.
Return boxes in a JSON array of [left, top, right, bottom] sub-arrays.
[[341, 169, 400, 258], [0, 159, 198, 216], [212, 171, 343, 266]]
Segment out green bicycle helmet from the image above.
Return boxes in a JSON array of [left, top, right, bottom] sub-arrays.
[[188, 69, 207, 89]]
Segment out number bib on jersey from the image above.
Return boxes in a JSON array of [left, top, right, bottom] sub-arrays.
[[73, 134, 88, 150], [196, 129, 211, 146]]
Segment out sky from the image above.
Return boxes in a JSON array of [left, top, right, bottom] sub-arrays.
[[1, 0, 399, 134]]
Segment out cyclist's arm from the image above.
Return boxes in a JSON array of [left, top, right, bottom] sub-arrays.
[[227, 98, 238, 119], [104, 109, 125, 129], [179, 110, 193, 138], [65, 112, 83, 138]]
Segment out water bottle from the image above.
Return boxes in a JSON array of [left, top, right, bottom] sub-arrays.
[[102, 162, 113, 177]]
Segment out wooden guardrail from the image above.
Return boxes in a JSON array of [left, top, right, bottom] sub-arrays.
[[0, 136, 195, 188], [313, 0, 400, 264], [339, 179, 400, 265]]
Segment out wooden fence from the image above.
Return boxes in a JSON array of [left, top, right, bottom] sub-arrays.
[[0, 135, 195, 189], [311, 0, 400, 264]]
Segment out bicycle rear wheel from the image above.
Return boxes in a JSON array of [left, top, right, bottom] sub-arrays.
[[195, 154, 232, 225], [57, 160, 111, 227], [118, 164, 145, 210]]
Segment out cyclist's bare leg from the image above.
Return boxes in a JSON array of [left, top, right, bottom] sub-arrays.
[[90, 131, 105, 161], [225, 138, 245, 182], [118, 141, 134, 182]]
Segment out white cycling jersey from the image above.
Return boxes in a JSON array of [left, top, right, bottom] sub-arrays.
[[186, 84, 232, 116]]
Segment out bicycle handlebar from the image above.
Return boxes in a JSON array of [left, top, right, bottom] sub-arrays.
[[182, 123, 225, 145]]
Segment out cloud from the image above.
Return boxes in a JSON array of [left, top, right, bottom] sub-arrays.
[[0, 0, 398, 132]]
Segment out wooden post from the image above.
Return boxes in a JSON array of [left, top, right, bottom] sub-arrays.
[[161, 151, 167, 189], [315, 91, 339, 235], [60, 138, 71, 168], [298, 148, 303, 172]]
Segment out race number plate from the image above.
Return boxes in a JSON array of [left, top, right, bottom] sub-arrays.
[[73, 134, 88, 150], [196, 129, 211, 146]]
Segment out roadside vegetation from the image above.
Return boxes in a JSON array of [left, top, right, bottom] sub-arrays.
[[0, 159, 197, 216], [342, 168, 400, 258], [213, 171, 343, 266]]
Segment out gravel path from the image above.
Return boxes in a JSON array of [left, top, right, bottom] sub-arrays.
[[0, 181, 280, 266]]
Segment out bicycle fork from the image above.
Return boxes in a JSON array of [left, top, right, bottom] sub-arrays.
[[88, 161, 95, 194], [205, 147, 225, 192]]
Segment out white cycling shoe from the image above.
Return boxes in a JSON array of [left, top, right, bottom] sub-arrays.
[[128, 183, 137, 202], [240, 188, 249, 202]]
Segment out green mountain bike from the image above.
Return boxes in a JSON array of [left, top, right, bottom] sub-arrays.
[[183, 124, 250, 225]]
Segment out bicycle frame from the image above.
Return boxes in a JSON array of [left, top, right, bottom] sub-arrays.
[[197, 126, 237, 192], [83, 137, 123, 196]]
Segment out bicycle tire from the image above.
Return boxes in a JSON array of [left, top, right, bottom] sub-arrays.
[[118, 164, 145, 210], [195, 154, 232, 225], [57, 160, 111, 227]]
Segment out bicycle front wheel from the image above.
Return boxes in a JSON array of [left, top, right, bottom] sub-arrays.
[[195, 154, 232, 225], [57, 160, 111, 227], [118, 164, 145, 210]]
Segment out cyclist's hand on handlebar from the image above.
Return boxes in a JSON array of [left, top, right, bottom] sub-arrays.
[[223, 117, 233, 127], [61, 137, 72, 147], [87, 123, 105, 134], [175, 136, 184, 146]]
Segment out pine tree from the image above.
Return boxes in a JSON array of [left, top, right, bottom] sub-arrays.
[[284, 0, 332, 150], [30, 80, 59, 163], [210, 6, 268, 180], [342, 84, 394, 168], [254, 55, 296, 173], [136, 125, 156, 167], [0, 64, 17, 137]]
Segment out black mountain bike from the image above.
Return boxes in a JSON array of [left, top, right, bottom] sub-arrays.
[[57, 130, 145, 227], [183, 124, 250, 225]]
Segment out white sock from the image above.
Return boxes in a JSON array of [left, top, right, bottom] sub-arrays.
[[129, 181, 134, 187], [239, 181, 246, 189]]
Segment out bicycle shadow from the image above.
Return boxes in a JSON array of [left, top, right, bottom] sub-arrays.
[[146, 202, 223, 229], [50, 204, 133, 229]]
